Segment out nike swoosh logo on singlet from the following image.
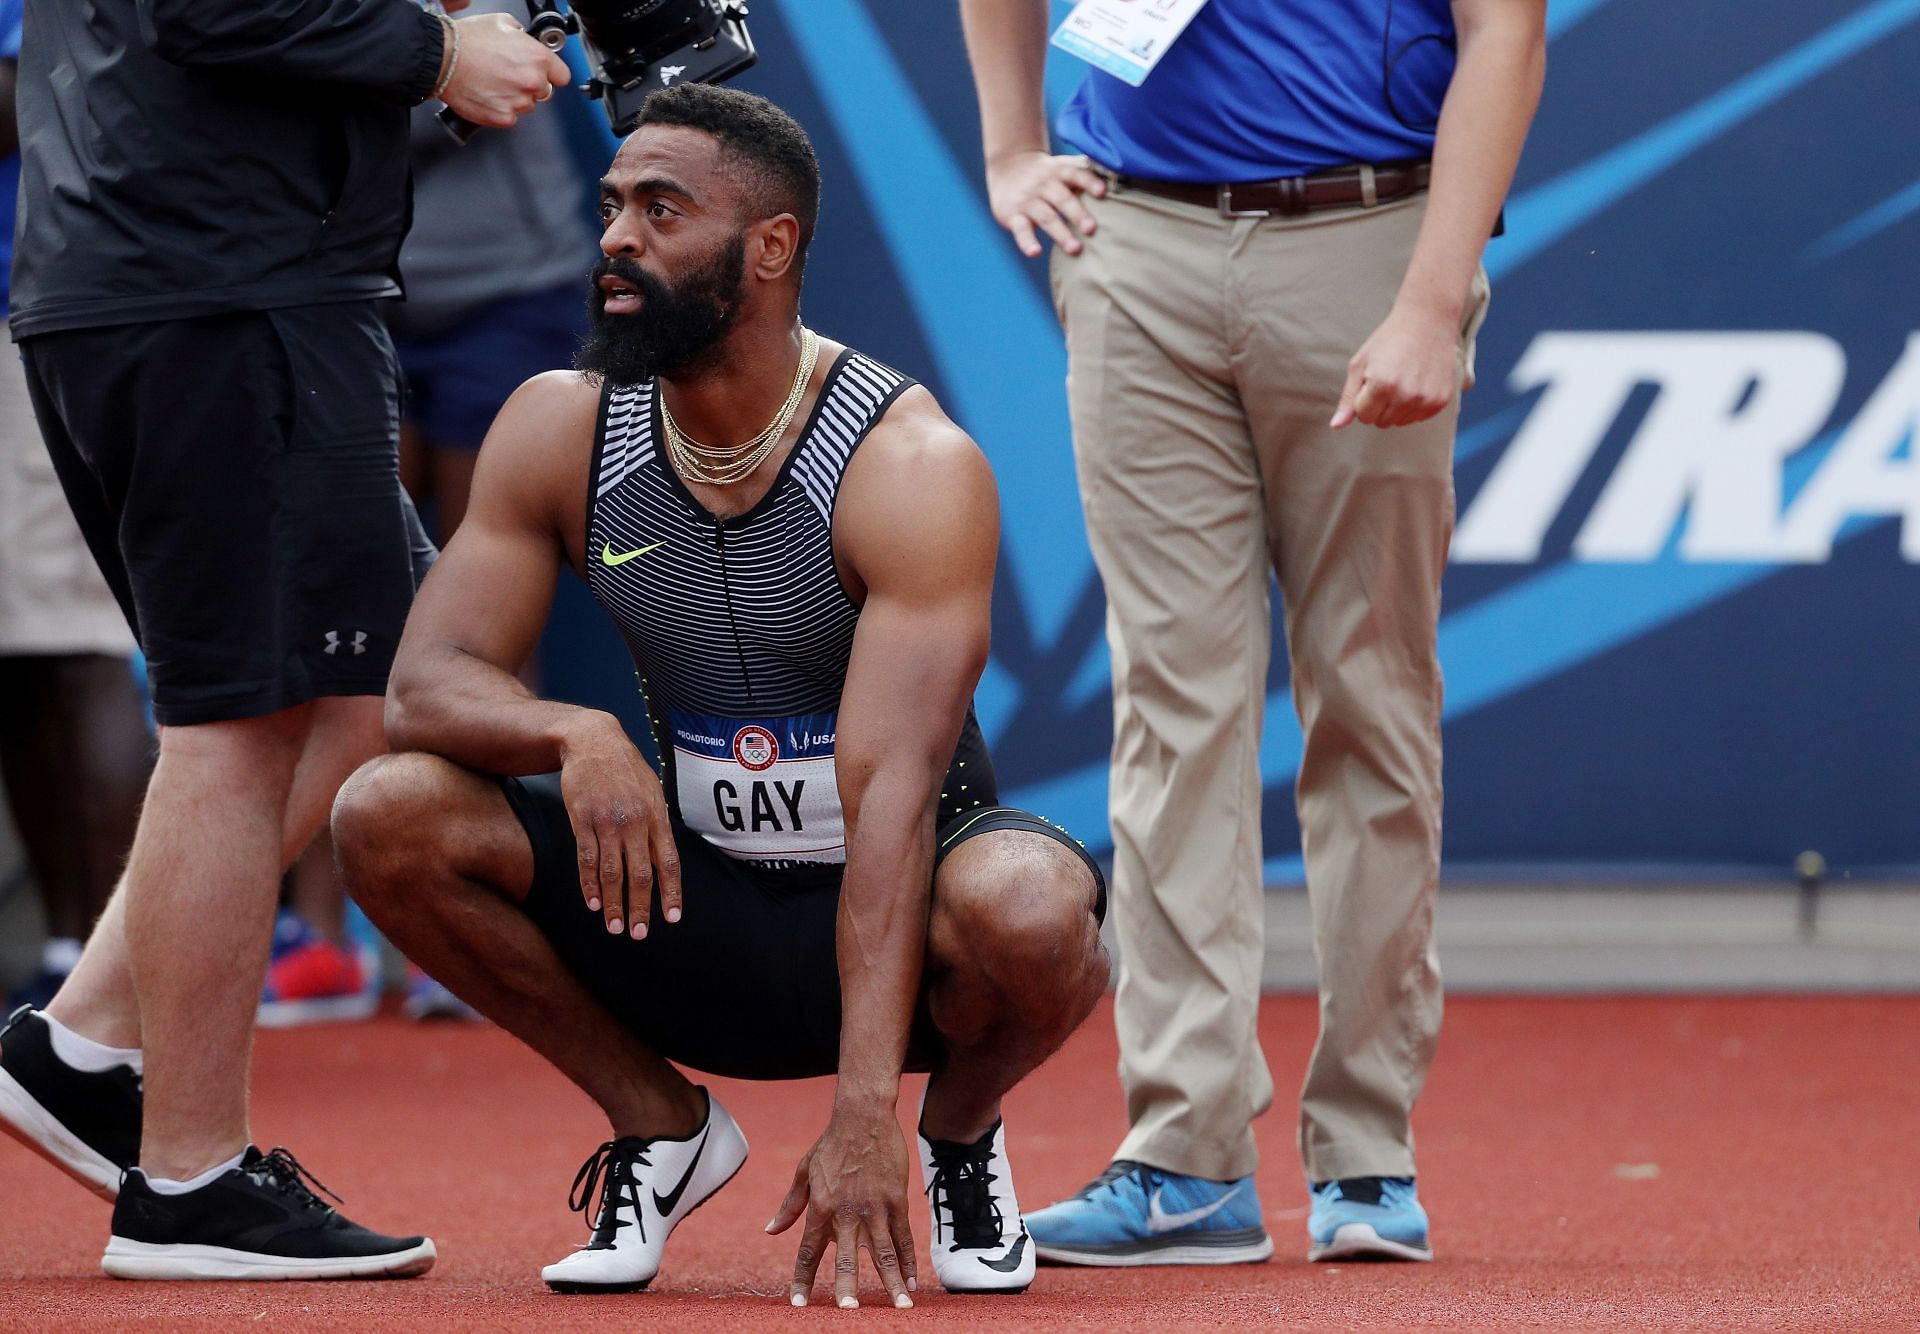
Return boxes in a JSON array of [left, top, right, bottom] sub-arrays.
[[652, 1127, 709, 1217], [601, 539, 667, 566]]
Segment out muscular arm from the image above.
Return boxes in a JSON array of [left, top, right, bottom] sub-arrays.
[[387, 370, 679, 937], [384, 371, 596, 773], [137, 0, 448, 102], [769, 394, 998, 1307], [1334, 0, 1546, 428], [830, 402, 998, 1115]]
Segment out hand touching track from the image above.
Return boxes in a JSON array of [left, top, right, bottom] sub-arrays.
[[768, 1110, 918, 1310]]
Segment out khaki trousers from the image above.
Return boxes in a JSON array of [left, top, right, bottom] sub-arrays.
[[0, 323, 134, 657], [1051, 183, 1485, 1183]]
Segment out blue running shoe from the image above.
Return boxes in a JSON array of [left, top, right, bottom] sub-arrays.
[[402, 965, 481, 1023], [1307, 1176, 1432, 1262], [1022, 1160, 1273, 1266]]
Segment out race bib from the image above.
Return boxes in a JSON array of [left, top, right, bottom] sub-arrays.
[[667, 709, 847, 864], [1051, 0, 1210, 87]]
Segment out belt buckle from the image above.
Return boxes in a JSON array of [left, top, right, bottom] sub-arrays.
[[1218, 177, 1306, 219], [1217, 183, 1270, 219]]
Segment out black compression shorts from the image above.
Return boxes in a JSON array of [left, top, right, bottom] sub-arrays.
[[499, 771, 1107, 1081], [20, 304, 434, 726]]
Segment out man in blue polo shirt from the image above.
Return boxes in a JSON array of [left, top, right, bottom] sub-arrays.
[[961, 0, 1543, 1264]]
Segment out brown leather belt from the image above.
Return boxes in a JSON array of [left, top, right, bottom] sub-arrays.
[[1109, 160, 1431, 218]]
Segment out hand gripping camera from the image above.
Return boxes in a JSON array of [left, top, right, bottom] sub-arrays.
[[440, 0, 756, 143]]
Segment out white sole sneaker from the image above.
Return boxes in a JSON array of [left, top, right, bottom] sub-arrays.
[[102, 1236, 437, 1280], [1033, 1231, 1276, 1267], [1308, 1222, 1433, 1262], [542, 1091, 750, 1293], [254, 991, 381, 1029], [0, 1065, 122, 1201]]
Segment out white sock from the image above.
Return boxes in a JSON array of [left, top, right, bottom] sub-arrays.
[[146, 1150, 246, 1196], [40, 936, 83, 975], [42, 1013, 144, 1075]]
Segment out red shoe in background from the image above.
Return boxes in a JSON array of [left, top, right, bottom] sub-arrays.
[[256, 911, 380, 1028]]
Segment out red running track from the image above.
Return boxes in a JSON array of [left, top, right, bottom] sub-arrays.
[[3, 995, 1918, 1330]]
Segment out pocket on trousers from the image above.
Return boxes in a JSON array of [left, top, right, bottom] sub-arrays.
[[1049, 232, 1071, 330], [1458, 266, 1492, 390], [1048, 181, 1112, 333]]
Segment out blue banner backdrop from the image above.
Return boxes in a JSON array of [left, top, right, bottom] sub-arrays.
[[539, 0, 1920, 876]]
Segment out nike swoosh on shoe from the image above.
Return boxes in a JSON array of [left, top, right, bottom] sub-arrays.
[[982, 1231, 1029, 1273], [1147, 1184, 1242, 1234], [652, 1128, 708, 1217]]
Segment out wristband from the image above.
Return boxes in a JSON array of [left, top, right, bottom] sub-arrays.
[[431, 14, 460, 101]]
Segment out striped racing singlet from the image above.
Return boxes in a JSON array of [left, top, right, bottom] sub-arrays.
[[584, 346, 996, 870]]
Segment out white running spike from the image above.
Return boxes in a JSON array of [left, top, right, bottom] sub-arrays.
[[918, 1117, 1034, 1294], [541, 1091, 749, 1293]]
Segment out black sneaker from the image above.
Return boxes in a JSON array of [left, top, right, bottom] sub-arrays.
[[0, 1005, 142, 1200], [103, 1146, 436, 1280]]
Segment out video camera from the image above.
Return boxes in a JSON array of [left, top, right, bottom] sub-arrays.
[[440, 0, 756, 143]]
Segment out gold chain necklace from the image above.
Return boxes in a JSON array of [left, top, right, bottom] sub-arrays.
[[661, 327, 820, 487]]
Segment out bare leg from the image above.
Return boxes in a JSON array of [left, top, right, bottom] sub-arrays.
[[332, 753, 702, 1138], [283, 697, 387, 941], [918, 832, 1109, 1143], [284, 696, 386, 861], [0, 654, 152, 941], [286, 839, 347, 942], [46, 695, 386, 1047], [44, 890, 139, 1047], [397, 418, 431, 528], [113, 708, 316, 1179], [426, 442, 479, 545]]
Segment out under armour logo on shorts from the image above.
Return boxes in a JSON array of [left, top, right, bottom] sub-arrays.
[[324, 630, 368, 656]]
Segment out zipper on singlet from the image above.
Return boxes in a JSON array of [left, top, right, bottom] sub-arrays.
[[712, 521, 758, 697]]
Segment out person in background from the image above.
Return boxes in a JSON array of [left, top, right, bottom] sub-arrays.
[[385, 33, 595, 1021], [252, 888, 383, 1027], [0, 0, 569, 1280], [390, 0, 598, 547], [960, 0, 1544, 1266], [0, 0, 153, 1014], [387, 0, 598, 1019], [269, 4, 600, 1026]]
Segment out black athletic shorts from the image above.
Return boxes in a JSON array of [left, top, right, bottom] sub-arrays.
[[19, 303, 435, 726], [500, 771, 1108, 1081]]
